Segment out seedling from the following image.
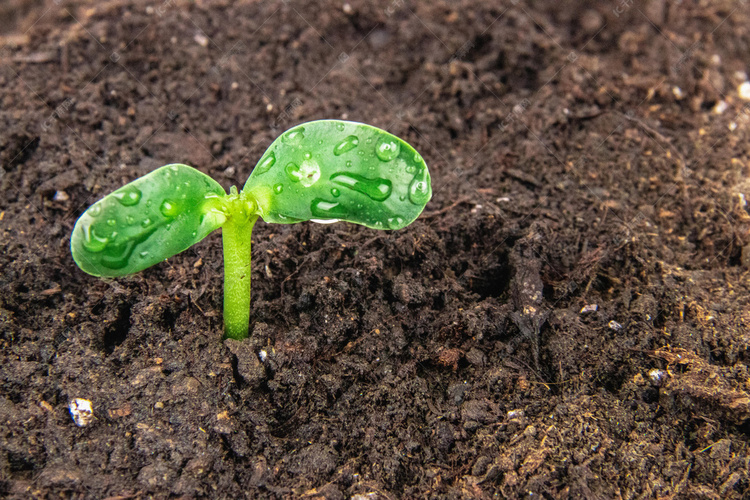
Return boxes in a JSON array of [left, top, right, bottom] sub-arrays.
[[71, 120, 431, 339]]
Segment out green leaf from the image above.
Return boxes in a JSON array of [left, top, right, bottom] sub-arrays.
[[243, 120, 431, 230], [71, 164, 227, 277]]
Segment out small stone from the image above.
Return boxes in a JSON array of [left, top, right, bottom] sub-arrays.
[[53, 190, 69, 202], [648, 368, 667, 387], [68, 398, 94, 427], [194, 33, 209, 47], [739, 81, 750, 101], [608, 320, 623, 331]]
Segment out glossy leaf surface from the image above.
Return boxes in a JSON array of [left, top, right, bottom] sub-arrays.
[[243, 120, 431, 230], [71, 164, 227, 277]]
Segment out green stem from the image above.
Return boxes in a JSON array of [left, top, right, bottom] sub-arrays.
[[221, 212, 258, 340]]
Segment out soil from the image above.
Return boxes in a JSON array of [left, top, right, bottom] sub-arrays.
[[1, 0, 749, 498]]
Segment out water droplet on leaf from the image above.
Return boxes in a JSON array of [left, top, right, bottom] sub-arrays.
[[274, 183, 283, 194], [387, 216, 406, 229], [375, 136, 400, 162], [255, 151, 276, 175], [408, 168, 431, 205], [126, 216, 135, 225], [141, 218, 153, 228], [283, 127, 305, 143], [345, 161, 352, 168], [331, 172, 392, 201], [331, 188, 340, 197], [160, 200, 180, 218], [89, 205, 102, 217], [286, 160, 320, 187], [106, 218, 117, 226], [285, 162, 300, 182], [335, 122, 345, 131], [304, 152, 312, 160], [113, 186, 142, 206], [311, 198, 349, 219], [81, 224, 109, 253], [333, 135, 359, 156]]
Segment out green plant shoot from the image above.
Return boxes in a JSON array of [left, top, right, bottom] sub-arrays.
[[71, 120, 432, 339]]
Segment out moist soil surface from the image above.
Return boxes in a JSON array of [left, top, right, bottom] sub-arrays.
[[1, 0, 750, 498]]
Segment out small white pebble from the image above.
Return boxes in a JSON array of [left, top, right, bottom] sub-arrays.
[[258, 350, 268, 362], [738, 193, 746, 207], [194, 33, 209, 47], [580, 304, 598, 314], [53, 190, 69, 202], [729, 122, 738, 131], [507, 409, 524, 419], [648, 368, 667, 387], [266, 103, 273, 112], [672, 86, 685, 100], [342, 3, 353, 14], [231, 81, 239, 90], [496, 197, 511, 202], [608, 320, 623, 331], [68, 398, 94, 427], [712, 100, 728, 114], [739, 81, 750, 101], [734, 71, 748, 82]]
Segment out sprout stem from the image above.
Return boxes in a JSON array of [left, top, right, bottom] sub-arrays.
[[221, 213, 258, 340]]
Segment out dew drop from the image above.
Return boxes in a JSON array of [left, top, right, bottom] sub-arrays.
[[375, 136, 401, 162], [331, 172, 392, 201], [414, 153, 423, 164], [406, 165, 417, 174], [139, 251, 149, 258], [311, 198, 349, 219], [285, 162, 300, 182], [304, 152, 312, 160], [335, 122, 345, 131], [81, 224, 109, 253], [255, 151, 276, 175], [274, 183, 284, 194], [283, 127, 305, 143], [126, 216, 135, 225], [89, 204, 102, 217], [169, 165, 180, 173], [318, 140, 323, 145], [387, 216, 406, 229], [141, 218, 153, 228], [345, 161, 353, 168], [113, 186, 142, 206], [285, 159, 320, 187], [333, 135, 359, 156], [191, 231, 197, 238], [331, 188, 340, 197], [106, 218, 117, 227], [160, 200, 180, 219], [357, 151, 365, 156], [408, 168, 432, 206]]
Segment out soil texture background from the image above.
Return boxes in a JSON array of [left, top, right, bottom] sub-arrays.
[[1, 0, 750, 498]]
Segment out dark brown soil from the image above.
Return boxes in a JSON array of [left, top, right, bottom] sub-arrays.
[[1, 0, 750, 498]]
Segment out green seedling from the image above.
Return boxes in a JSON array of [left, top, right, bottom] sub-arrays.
[[71, 120, 431, 340]]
